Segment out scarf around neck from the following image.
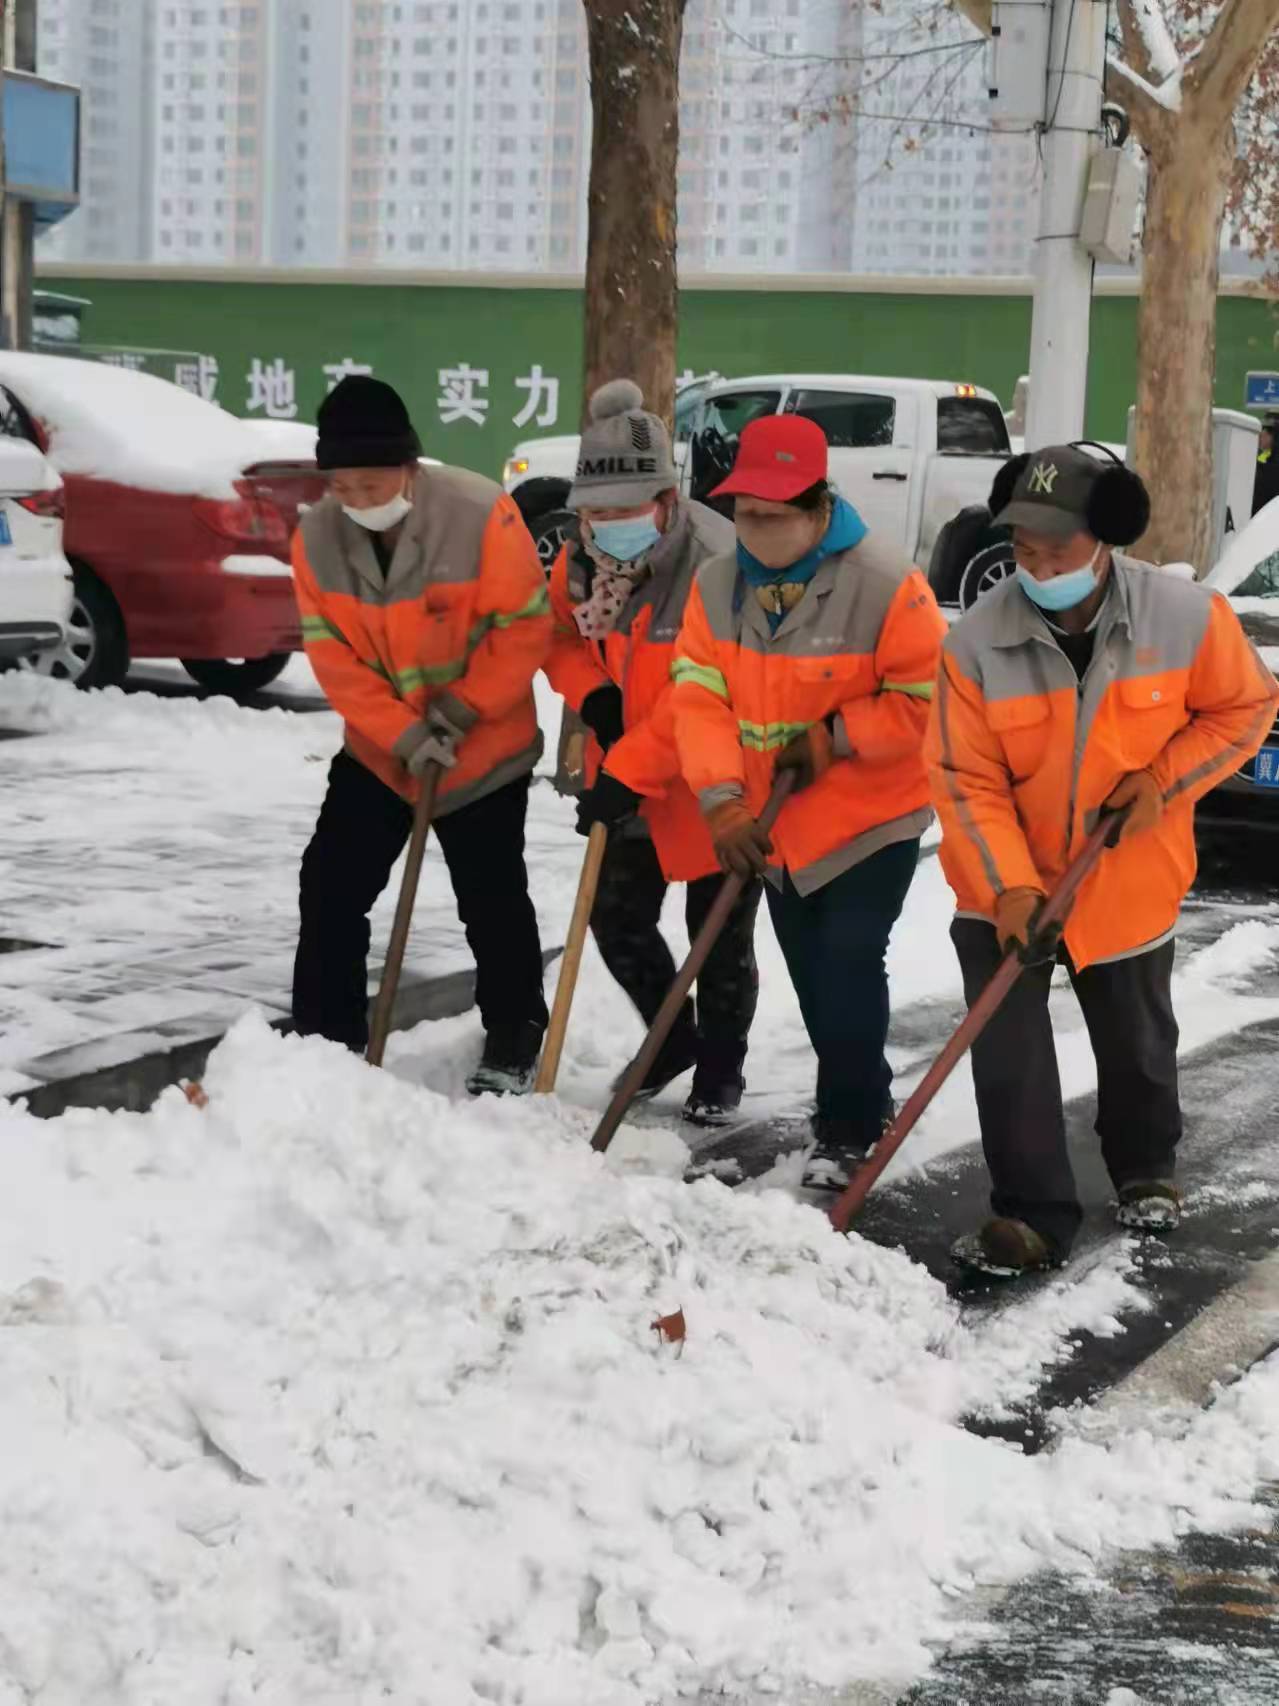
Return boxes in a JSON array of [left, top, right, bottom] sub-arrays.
[[736, 496, 868, 633]]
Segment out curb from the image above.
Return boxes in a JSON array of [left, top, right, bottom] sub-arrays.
[[18, 949, 563, 1121]]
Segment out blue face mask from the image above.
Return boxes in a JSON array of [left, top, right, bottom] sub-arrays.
[[1015, 550, 1100, 613], [589, 511, 663, 563]]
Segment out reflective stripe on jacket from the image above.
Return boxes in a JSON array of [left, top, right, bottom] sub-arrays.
[[545, 499, 735, 882], [925, 556, 1279, 968], [670, 532, 947, 893], [292, 464, 551, 813]]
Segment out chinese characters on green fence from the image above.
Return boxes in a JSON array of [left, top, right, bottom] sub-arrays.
[[177, 354, 564, 431]]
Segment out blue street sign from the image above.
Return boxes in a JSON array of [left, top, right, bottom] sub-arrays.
[[1245, 372, 1279, 410]]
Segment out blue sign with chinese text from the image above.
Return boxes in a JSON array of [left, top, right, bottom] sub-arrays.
[[1245, 372, 1279, 411]]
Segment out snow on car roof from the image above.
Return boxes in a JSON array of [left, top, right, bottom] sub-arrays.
[[0, 351, 289, 500], [708, 373, 1001, 402]]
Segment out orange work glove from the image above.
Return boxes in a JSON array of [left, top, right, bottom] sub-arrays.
[[775, 720, 835, 792], [993, 885, 1053, 961], [705, 799, 773, 880], [1102, 770, 1163, 842]]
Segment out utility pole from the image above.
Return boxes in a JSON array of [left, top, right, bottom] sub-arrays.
[[1022, 0, 1107, 449]]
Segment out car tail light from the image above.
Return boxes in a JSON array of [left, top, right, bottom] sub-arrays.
[[16, 487, 65, 520], [193, 495, 289, 548]]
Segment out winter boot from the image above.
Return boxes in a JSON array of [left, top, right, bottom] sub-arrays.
[[1116, 1179, 1182, 1233], [801, 1114, 876, 1194], [683, 1072, 744, 1129], [682, 1040, 746, 1128], [950, 1216, 1060, 1278], [466, 1019, 544, 1097], [618, 1014, 698, 1103]]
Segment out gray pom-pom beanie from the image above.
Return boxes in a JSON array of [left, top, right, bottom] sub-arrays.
[[567, 378, 679, 510]]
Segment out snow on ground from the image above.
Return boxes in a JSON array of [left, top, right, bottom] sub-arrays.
[[4, 667, 1279, 1699], [0, 1016, 1277, 1705]]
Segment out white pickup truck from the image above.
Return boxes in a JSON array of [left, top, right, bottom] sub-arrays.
[[501, 372, 1012, 569]]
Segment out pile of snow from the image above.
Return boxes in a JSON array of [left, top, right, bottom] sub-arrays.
[[0, 352, 295, 500], [1, 1016, 1276, 1703]]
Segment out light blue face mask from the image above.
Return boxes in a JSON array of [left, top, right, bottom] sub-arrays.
[[589, 511, 663, 563], [1015, 548, 1101, 613]]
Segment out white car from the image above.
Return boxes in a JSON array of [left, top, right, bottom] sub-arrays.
[[0, 435, 72, 672]]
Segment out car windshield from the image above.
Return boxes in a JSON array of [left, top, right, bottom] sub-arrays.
[[688, 388, 782, 501], [673, 382, 709, 444], [1205, 496, 1279, 597]]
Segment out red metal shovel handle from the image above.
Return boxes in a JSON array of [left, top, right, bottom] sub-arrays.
[[828, 807, 1128, 1234]]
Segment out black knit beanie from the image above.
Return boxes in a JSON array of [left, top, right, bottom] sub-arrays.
[[316, 375, 422, 470]]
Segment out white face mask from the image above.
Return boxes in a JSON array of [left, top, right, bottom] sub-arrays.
[[342, 490, 413, 532]]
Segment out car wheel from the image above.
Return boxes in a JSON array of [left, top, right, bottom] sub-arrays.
[[530, 508, 576, 575], [180, 653, 291, 697], [23, 563, 128, 689], [958, 542, 1017, 611]]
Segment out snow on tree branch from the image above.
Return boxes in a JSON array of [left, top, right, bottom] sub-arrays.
[[1129, 0, 1184, 82], [1107, 52, 1184, 117]]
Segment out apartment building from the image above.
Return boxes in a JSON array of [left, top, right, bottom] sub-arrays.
[[35, 0, 149, 263], [37, 0, 1036, 277]]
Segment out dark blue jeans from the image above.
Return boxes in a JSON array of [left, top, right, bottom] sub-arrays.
[[765, 838, 921, 1141]]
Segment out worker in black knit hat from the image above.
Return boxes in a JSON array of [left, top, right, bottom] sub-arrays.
[[290, 375, 553, 1094]]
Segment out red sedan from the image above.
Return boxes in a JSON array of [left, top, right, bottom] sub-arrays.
[[0, 354, 324, 693]]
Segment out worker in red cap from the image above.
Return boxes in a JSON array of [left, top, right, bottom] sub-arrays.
[[671, 414, 947, 1188]]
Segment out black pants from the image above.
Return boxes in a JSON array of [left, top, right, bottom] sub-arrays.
[[765, 838, 920, 1142], [952, 919, 1181, 1254], [293, 750, 548, 1053], [589, 829, 761, 1078]]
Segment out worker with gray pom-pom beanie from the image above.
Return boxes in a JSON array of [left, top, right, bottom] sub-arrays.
[[545, 378, 760, 1126]]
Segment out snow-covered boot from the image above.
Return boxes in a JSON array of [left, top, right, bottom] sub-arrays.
[[466, 1019, 544, 1097], [800, 1115, 875, 1193], [682, 1040, 746, 1128], [950, 1216, 1059, 1278], [1116, 1179, 1182, 1232], [682, 1071, 744, 1129]]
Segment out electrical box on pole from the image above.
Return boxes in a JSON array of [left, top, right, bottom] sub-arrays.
[[986, 0, 1052, 129]]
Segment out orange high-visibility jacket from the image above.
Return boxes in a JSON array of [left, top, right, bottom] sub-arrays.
[[926, 557, 1279, 967], [670, 533, 947, 892], [292, 464, 551, 812], [546, 499, 735, 882]]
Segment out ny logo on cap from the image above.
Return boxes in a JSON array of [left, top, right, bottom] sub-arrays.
[[1028, 461, 1059, 496]]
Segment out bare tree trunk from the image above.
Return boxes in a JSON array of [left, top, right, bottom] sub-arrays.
[[1118, 0, 1279, 569], [581, 0, 687, 428], [1132, 135, 1234, 568]]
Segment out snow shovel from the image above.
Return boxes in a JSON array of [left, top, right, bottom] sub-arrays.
[[366, 762, 443, 1069], [589, 771, 796, 1154], [828, 805, 1130, 1234], [534, 821, 609, 1094]]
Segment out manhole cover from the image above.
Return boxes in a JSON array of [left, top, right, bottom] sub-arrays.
[[0, 937, 50, 955]]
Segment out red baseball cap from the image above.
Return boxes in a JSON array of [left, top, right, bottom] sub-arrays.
[[711, 414, 829, 502]]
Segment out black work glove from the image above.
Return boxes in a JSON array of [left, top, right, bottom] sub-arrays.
[[579, 684, 625, 751], [575, 769, 642, 836]]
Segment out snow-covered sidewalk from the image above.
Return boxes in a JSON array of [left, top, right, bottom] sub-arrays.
[[0, 666, 586, 1099], [5, 667, 1279, 1701], [0, 1015, 1276, 1705]]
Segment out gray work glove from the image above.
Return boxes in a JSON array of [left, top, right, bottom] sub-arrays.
[[401, 704, 469, 775]]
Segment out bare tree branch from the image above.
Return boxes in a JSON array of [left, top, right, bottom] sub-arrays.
[[1105, 52, 1181, 146], [1186, 0, 1279, 121]]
